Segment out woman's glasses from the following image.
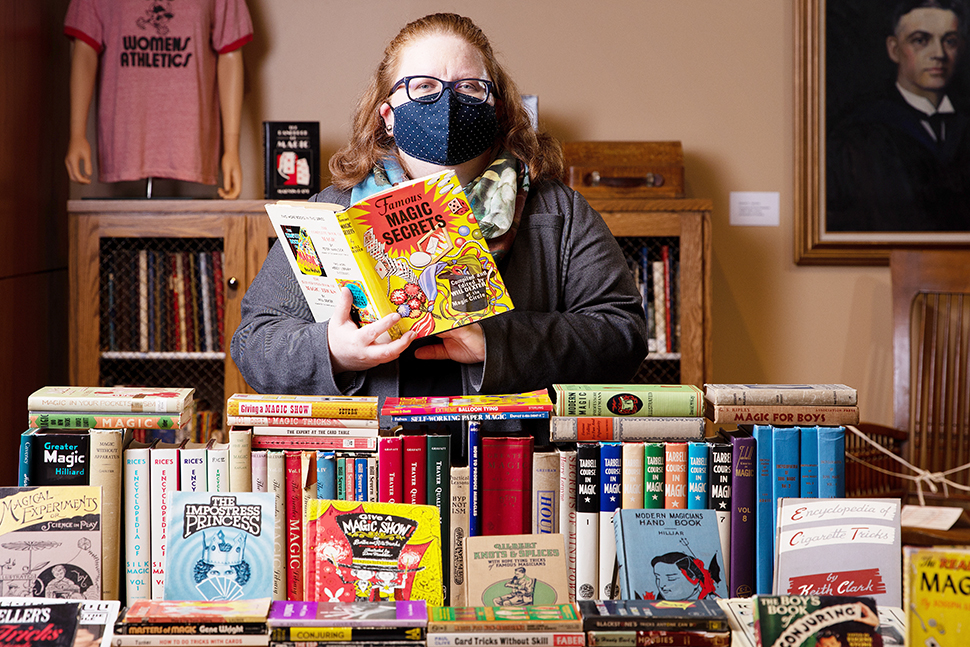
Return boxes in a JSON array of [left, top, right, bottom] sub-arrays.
[[390, 76, 494, 105]]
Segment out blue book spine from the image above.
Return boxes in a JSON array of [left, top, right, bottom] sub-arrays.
[[687, 441, 710, 509], [599, 442, 622, 599], [753, 424, 774, 595], [469, 421, 481, 537], [799, 426, 819, 498], [770, 426, 800, 593], [818, 426, 846, 498], [317, 451, 336, 499], [355, 457, 367, 501], [18, 432, 32, 486]]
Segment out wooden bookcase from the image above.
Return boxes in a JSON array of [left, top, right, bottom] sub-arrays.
[[68, 199, 274, 433], [589, 197, 713, 388]]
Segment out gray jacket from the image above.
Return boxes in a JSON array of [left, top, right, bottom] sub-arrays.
[[231, 178, 648, 414]]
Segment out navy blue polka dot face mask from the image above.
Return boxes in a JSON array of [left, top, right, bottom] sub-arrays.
[[391, 89, 498, 165]]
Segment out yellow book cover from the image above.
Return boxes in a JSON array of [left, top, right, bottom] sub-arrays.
[[268, 170, 514, 340], [905, 546, 970, 647], [305, 499, 443, 606]]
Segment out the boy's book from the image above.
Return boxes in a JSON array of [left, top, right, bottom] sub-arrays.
[[27, 386, 194, 413], [775, 498, 901, 607], [552, 384, 703, 417], [904, 546, 970, 647], [578, 600, 729, 633], [463, 533, 569, 606], [163, 492, 276, 601], [549, 416, 705, 442], [704, 403, 860, 426], [704, 384, 858, 406], [427, 604, 582, 633], [266, 600, 427, 627], [304, 499, 443, 606], [263, 121, 320, 200], [120, 599, 272, 624], [0, 486, 102, 600], [28, 411, 189, 429], [226, 393, 378, 420], [753, 595, 883, 647], [612, 509, 728, 601], [0, 600, 81, 647], [267, 170, 514, 340], [383, 391, 553, 417]]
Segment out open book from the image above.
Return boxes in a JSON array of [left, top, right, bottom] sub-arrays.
[[267, 170, 514, 340]]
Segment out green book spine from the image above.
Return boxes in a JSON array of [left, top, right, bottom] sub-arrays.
[[643, 442, 665, 508]]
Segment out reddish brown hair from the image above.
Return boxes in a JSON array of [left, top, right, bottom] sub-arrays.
[[329, 13, 563, 189]]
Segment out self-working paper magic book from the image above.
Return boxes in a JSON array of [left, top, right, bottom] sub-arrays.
[[267, 170, 514, 340]]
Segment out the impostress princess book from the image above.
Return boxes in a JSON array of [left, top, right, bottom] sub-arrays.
[[267, 170, 514, 340]]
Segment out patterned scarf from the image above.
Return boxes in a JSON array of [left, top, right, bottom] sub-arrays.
[[350, 151, 529, 262]]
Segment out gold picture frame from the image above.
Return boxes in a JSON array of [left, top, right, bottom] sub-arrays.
[[794, 0, 970, 266]]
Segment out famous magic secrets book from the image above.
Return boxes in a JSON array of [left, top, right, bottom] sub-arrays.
[[267, 170, 514, 340]]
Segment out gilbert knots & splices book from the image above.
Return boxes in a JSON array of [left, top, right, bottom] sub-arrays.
[[463, 533, 570, 606], [612, 508, 728, 601], [774, 498, 901, 607], [267, 170, 514, 340], [904, 546, 970, 647], [754, 595, 883, 647], [305, 499, 443, 606], [553, 384, 703, 417], [163, 492, 276, 601], [0, 486, 102, 600]]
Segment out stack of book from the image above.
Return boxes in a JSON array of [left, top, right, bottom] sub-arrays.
[[705, 383, 856, 598], [112, 599, 272, 647], [267, 600, 427, 647], [426, 603, 584, 647], [20, 385, 195, 603], [580, 600, 731, 647], [550, 383, 706, 603]]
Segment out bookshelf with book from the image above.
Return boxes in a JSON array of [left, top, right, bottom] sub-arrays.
[[68, 200, 275, 437]]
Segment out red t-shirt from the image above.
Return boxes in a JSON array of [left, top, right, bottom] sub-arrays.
[[65, 0, 253, 185]]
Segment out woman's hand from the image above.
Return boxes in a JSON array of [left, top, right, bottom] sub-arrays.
[[328, 288, 415, 373], [413, 323, 485, 364]]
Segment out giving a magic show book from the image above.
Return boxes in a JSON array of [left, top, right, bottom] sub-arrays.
[[267, 170, 514, 340]]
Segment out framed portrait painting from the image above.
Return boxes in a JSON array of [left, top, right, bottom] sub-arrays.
[[796, 0, 970, 265]]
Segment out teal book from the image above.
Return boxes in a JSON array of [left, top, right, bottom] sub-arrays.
[[643, 442, 665, 509], [164, 491, 276, 601], [687, 441, 709, 509], [336, 455, 346, 500], [612, 508, 728, 601], [818, 426, 846, 498], [317, 451, 336, 499], [799, 425, 819, 498], [752, 424, 774, 595]]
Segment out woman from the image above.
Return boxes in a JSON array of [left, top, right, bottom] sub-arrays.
[[231, 13, 647, 432]]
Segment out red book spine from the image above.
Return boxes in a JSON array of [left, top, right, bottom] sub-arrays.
[[284, 450, 303, 600], [664, 442, 688, 509], [481, 436, 534, 535], [662, 244, 672, 353], [378, 436, 403, 502], [403, 434, 427, 505]]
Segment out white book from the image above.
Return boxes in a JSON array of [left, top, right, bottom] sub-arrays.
[[449, 464, 470, 607], [89, 428, 126, 602], [178, 441, 207, 492], [228, 427, 252, 492], [148, 443, 179, 599], [124, 441, 152, 602], [266, 450, 286, 600], [621, 442, 645, 508], [199, 251, 213, 352], [532, 449, 560, 534], [206, 440, 230, 492], [251, 450, 268, 492], [558, 448, 577, 603]]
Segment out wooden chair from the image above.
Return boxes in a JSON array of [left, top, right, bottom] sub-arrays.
[[847, 249, 970, 544]]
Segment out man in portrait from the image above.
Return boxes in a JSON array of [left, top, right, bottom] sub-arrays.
[[827, 0, 970, 231]]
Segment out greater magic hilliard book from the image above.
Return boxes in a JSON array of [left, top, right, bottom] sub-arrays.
[[267, 170, 514, 340]]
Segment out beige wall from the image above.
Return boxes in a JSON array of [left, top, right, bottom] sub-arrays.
[[70, 0, 896, 426]]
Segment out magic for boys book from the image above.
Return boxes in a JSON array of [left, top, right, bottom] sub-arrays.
[[163, 492, 276, 601], [0, 486, 102, 600], [305, 500, 443, 606], [267, 170, 514, 340], [612, 508, 728, 601]]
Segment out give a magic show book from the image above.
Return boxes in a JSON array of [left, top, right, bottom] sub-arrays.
[[267, 170, 514, 340], [163, 492, 276, 601]]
